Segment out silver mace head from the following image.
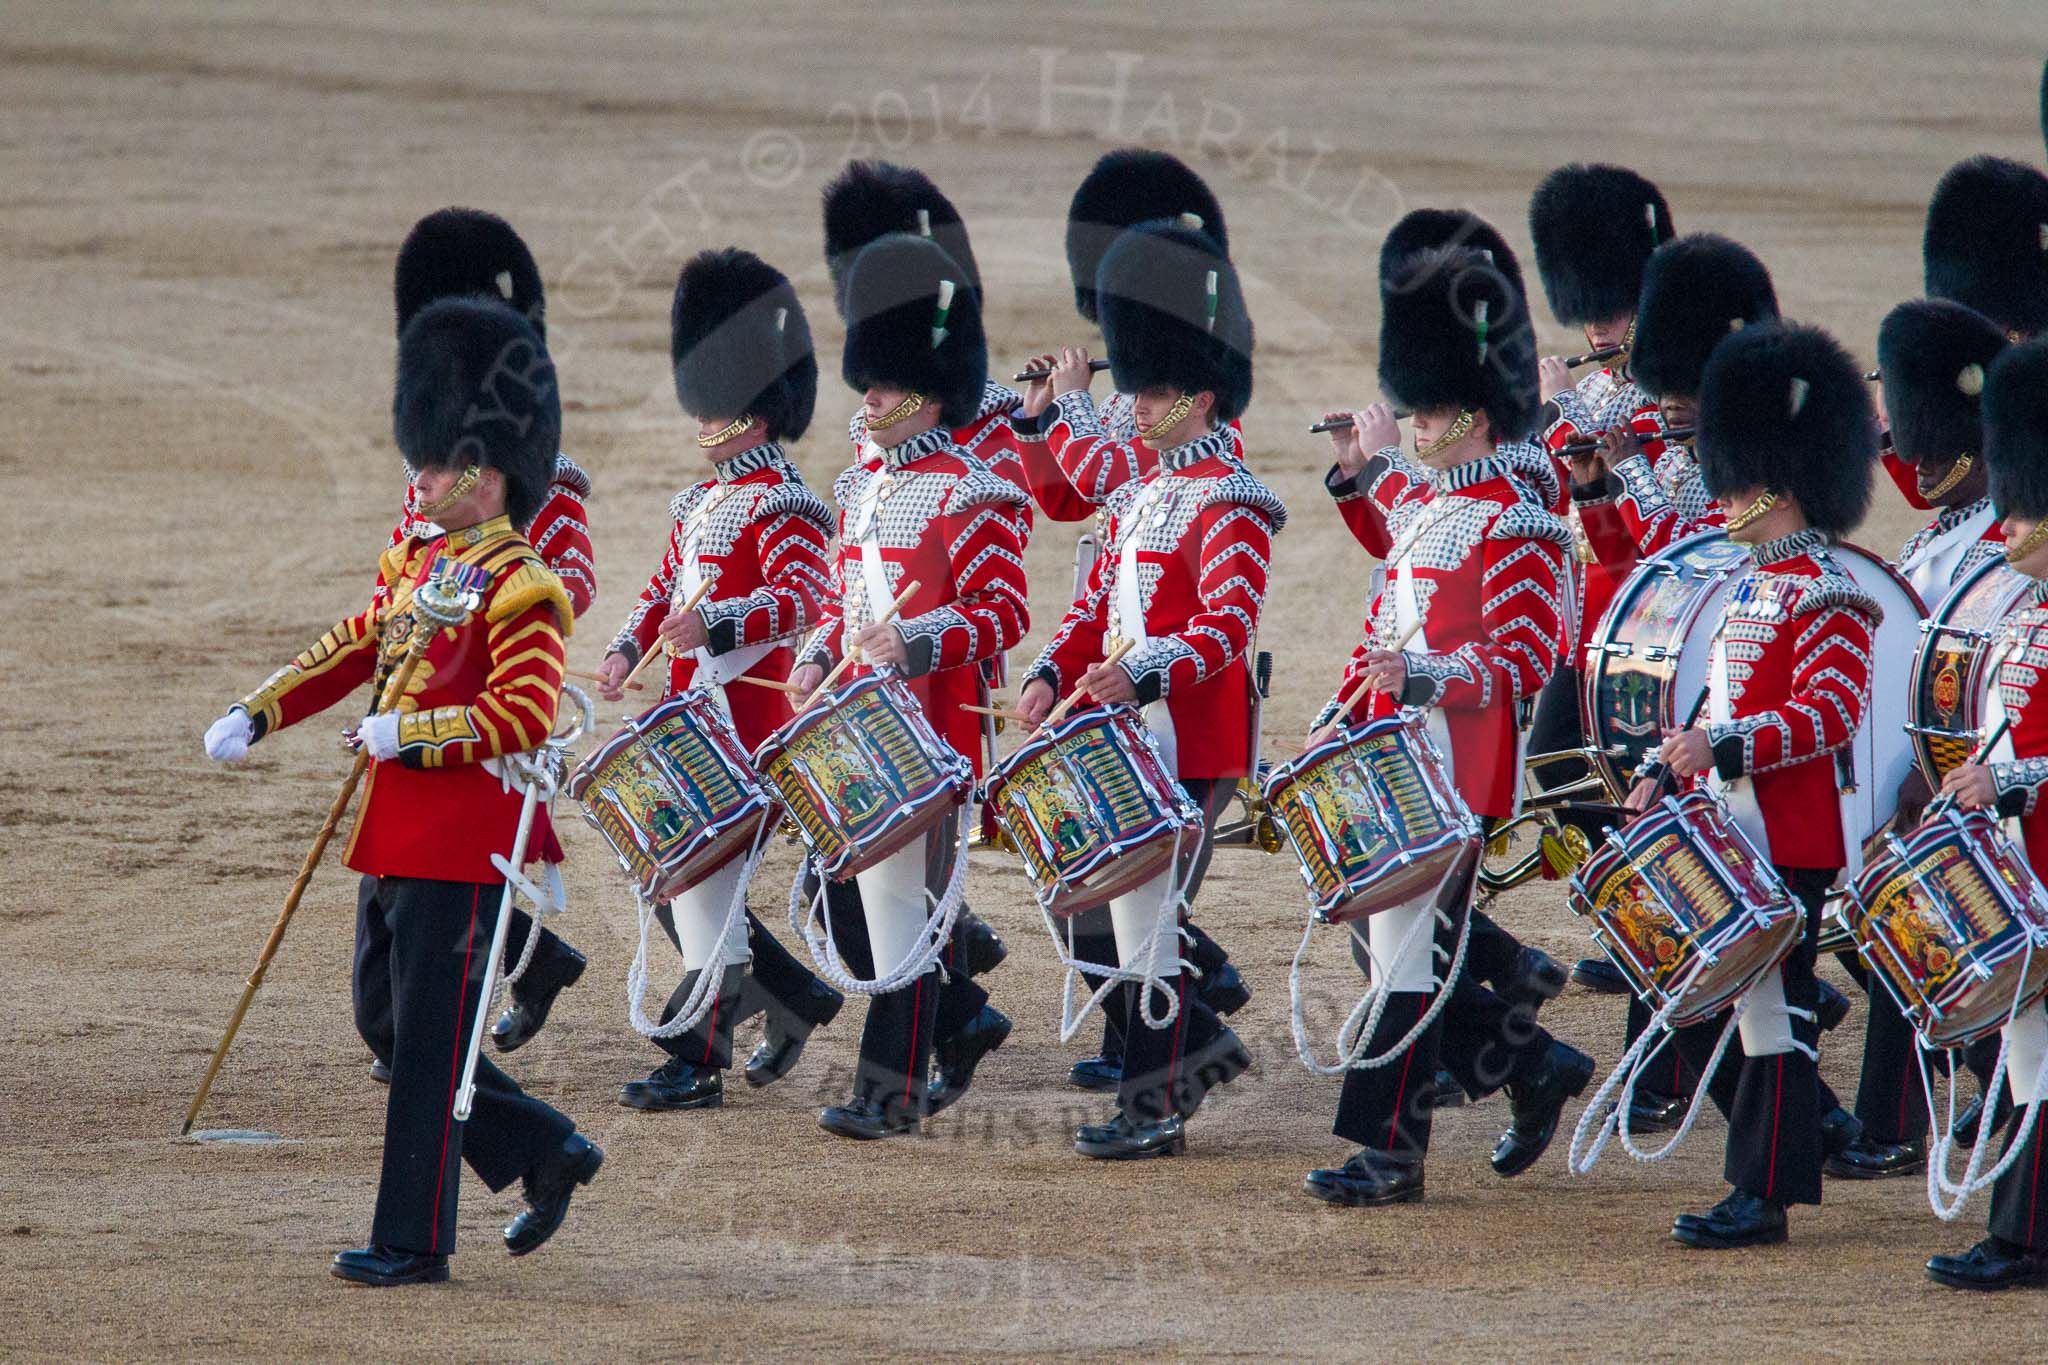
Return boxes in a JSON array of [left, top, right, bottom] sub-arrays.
[[411, 573, 479, 631]]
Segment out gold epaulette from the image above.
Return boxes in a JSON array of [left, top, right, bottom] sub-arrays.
[[487, 554, 574, 637]]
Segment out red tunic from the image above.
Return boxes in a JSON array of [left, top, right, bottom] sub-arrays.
[[1543, 368, 1669, 645], [1882, 448, 1934, 512], [606, 444, 835, 750], [1029, 426, 1284, 780], [1321, 448, 1571, 820], [802, 427, 1031, 774], [848, 381, 1094, 529], [1328, 442, 1562, 561], [1698, 530, 1879, 870], [1576, 439, 1728, 577], [1037, 389, 1256, 509], [392, 453, 596, 617], [1991, 582, 2048, 870], [241, 516, 573, 881]]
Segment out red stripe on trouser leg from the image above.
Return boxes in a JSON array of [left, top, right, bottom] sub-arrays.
[[1385, 996, 1426, 1152], [698, 992, 719, 1067], [903, 976, 925, 1107], [431, 884, 482, 1253], [1764, 1055, 1784, 1201]]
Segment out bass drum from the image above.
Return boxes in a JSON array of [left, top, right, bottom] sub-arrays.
[[1907, 554, 2031, 786], [1582, 529, 1926, 869]]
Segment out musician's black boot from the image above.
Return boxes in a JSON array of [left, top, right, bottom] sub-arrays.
[[489, 942, 587, 1053], [743, 977, 844, 1088], [1198, 961, 1252, 1016], [369, 1057, 392, 1085], [1926, 1237, 2048, 1291], [331, 1244, 448, 1287], [1067, 1055, 1121, 1091], [1492, 1040, 1595, 1176], [927, 1005, 1012, 1114], [1074, 1110, 1186, 1160], [503, 1133, 603, 1257], [1179, 1023, 1253, 1118], [1814, 977, 1851, 1032], [1304, 1149, 1425, 1207], [1671, 1189, 1787, 1249], [1820, 1103, 1863, 1159], [1571, 956, 1630, 994], [1425, 1068, 1467, 1109], [955, 910, 1008, 977], [618, 1058, 724, 1112], [1618, 1087, 1687, 1133], [1498, 946, 1568, 1009], [1824, 1134, 1926, 1180], [1954, 1088, 2015, 1146], [818, 1097, 919, 1141]]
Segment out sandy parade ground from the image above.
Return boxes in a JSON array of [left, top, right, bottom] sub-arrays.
[[4, 1, 2048, 1357]]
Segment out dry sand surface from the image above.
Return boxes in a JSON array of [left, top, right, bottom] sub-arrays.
[[5, 1, 2048, 1358]]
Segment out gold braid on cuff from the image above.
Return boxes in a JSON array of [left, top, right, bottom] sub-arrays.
[[866, 391, 926, 431], [415, 464, 481, 519], [696, 415, 757, 449]]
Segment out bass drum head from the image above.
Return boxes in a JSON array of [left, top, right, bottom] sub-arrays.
[[1908, 556, 2031, 786], [1832, 542, 1928, 864]]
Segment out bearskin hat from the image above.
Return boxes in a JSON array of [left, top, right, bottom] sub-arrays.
[[822, 161, 980, 317], [1923, 156, 2048, 338], [1095, 220, 1253, 423], [1379, 208, 1527, 305], [669, 248, 815, 443], [1528, 164, 1674, 328], [1066, 149, 1229, 323], [394, 208, 546, 345], [839, 233, 986, 422], [1629, 234, 1779, 400], [1379, 243, 1539, 441], [1696, 321, 1875, 539], [1876, 299, 2007, 470], [393, 298, 559, 529], [1984, 338, 2048, 520]]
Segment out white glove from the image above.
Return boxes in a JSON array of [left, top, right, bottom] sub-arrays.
[[358, 711, 402, 761], [204, 708, 254, 762]]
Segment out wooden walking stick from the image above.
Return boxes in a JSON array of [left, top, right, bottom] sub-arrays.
[[618, 574, 721, 693], [1305, 619, 1424, 749], [181, 573, 476, 1136]]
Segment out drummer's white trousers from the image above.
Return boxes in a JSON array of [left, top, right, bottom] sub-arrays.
[[667, 857, 751, 973]]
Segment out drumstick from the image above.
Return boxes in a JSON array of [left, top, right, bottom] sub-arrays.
[[1042, 637, 1137, 730], [1923, 714, 2014, 821], [1306, 620, 1424, 748], [1630, 684, 1712, 794], [960, 702, 1034, 724], [620, 576, 722, 693], [568, 668, 644, 694], [799, 579, 922, 710], [730, 674, 806, 695], [1012, 357, 1112, 383]]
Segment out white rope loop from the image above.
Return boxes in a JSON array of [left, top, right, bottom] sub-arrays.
[[623, 820, 771, 1040], [482, 742, 571, 1006], [1922, 938, 2048, 1220], [788, 814, 972, 996], [1033, 826, 1198, 1043], [1566, 954, 1740, 1175]]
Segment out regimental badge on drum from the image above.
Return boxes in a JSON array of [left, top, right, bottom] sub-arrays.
[[1932, 655, 1963, 719]]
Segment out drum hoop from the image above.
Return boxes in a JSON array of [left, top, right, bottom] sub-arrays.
[[1906, 556, 2031, 783]]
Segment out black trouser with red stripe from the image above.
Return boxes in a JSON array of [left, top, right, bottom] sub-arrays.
[[1670, 865, 1830, 1206], [648, 907, 827, 1071], [1332, 817, 1560, 1156], [1990, 1071, 2048, 1249], [354, 883, 579, 1047], [1849, 961, 2002, 1145], [353, 875, 575, 1256]]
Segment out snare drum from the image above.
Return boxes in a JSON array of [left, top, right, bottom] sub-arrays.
[[1840, 806, 2048, 1048], [1568, 790, 1805, 1027], [1262, 715, 1482, 925], [752, 672, 972, 880], [568, 689, 778, 900], [1907, 556, 2031, 786], [985, 706, 1200, 917]]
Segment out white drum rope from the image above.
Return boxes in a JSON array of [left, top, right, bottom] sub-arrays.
[[1035, 826, 1198, 1043], [1923, 939, 2048, 1220], [788, 814, 972, 996], [623, 819, 772, 1040], [1287, 871, 1475, 1076], [1567, 973, 1741, 1175]]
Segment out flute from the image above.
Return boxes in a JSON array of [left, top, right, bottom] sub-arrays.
[[1564, 344, 1625, 367], [1012, 357, 1112, 383], [1309, 408, 1413, 435], [1556, 425, 1695, 457]]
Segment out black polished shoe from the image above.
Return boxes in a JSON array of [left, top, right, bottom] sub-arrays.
[[1671, 1189, 1788, 1249], [927, 1005, 1012, 1114], [1198, 961, 1252, 1016], [331, 1244, 448, 1287], [369, 1057, 392, 1085], [503, 1133, 603, 1257], [1499, 946, 1568, 1008], [1425, 1068, 1467, 1110], [489, 943, 588, 1053], [1074, 1110, 1186, 1160], [1954, 1088, 2015, 1146], [1820, 1104, 1863, 1159], [1617, 1087, 1687, 1134], [743, 978, 845, 1089], [1492, 1041, 1595, 1176], [618, 1057, 723, 1112], [1815, 977, 1851, 1032], [1572, 956, 1630, 994], [1304, 1149, 1425, 1206], [956, 910, 1008, 977], [818, 1096, 919, 1141], [1181, 1025, 1253, 1118], [1926, 1236, 2048, 1291], [1067, 1054, 1122, 1092], [1824, 1134, 1926, 1180]]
